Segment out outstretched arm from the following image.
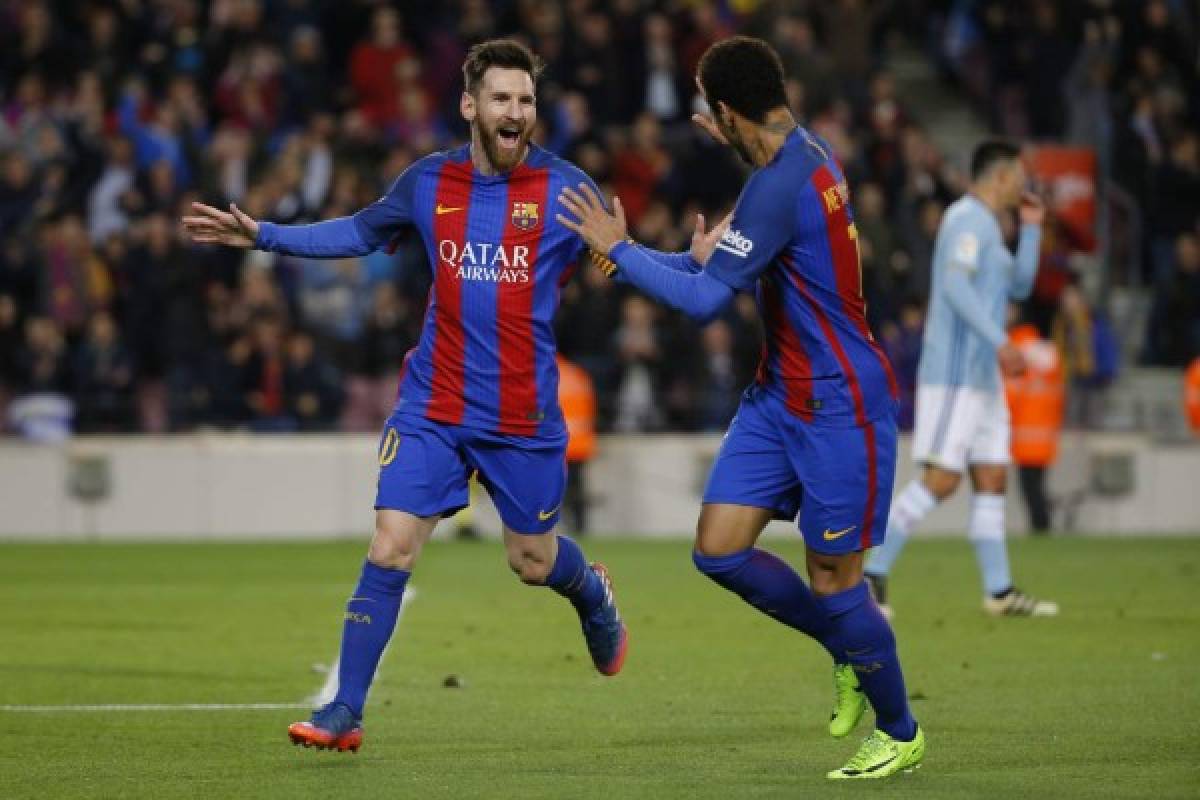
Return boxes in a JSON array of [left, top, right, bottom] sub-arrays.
[[182, 166, 417, 258], [182, 202, 373, 257], [609, 241, 735, 323], [557, 185, 736, 322]]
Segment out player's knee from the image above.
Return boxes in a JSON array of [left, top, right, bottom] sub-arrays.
[[508, 550, 552, 585], [923, 470, 960, 501], [806, 552, 861, 596], [692, 548, 750, 586], [367, 529, 419, 570]]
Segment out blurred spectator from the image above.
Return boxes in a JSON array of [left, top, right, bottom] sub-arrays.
[[557, 354, 597, 535], [240, 314, 291, 431], [73, 311, 135, 432], [1145, 233, 1200, 368], [1005, 314, 1066, 535], [694, 320, 742, 431], [613, 295, 664, 433], [881, 299, 924, 431], [349, 7, 420, 130], [284, 330, 343, 432], [1052, 283, 1099, 427], [1186, 356, 1200, 436], [7, 316, 72, 441]]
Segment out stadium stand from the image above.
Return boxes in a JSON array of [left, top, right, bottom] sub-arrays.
[[0, 0, 1196, 439]]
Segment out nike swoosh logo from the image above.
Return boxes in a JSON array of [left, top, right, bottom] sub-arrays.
[[823, 525, 857, 541], [538, 504, 561, 522], [435, 204, 465, 215]]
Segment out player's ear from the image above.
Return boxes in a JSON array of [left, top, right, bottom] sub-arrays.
[[460, 91, 476, 123]]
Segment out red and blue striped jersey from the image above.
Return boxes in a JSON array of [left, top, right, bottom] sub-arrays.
[[350, 144, 596, 436], [705, 128, 898, 426]]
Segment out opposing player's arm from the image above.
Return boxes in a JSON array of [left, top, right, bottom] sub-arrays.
[[940, 222, 1008, 350], [1009, 224, 1041, 301]]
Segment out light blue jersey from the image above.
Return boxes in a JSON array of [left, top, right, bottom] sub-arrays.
[[917, 195, 1040, 392]]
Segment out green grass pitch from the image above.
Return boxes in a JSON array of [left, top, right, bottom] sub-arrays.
[[1, 536, 1198, 799]]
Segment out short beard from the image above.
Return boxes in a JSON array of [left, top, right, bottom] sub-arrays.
[[474, 118, 530, 174]]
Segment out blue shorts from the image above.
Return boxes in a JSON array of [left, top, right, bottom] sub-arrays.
[[374, 412, 567, 534], [703, 386, 897, 555]]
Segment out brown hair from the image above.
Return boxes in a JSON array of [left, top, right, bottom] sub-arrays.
[[462, 38, 544, 94]]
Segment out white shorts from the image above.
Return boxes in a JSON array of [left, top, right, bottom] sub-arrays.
[[912, 384, 1010, 472]]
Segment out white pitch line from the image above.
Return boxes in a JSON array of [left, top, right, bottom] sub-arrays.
[[1, 586, 419, 716], [0, 703, 309, 713]]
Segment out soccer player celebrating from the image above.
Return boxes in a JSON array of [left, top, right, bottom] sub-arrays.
[[558, 37, 923, 780], [863, 141, 1059, 619], [183, 39, 632, 753]]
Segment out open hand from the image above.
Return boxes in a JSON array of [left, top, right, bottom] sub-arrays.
[[690, 211, 732, 265], [556, 183, 627, 256], [182, 202, 260, 248]]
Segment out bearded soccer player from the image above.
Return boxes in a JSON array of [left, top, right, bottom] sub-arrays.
[[559, 37, 923, 780], [182, 39, 640, 752]]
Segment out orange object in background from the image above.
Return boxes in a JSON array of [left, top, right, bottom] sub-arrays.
[[557, 355, 596, 463], [1186, 357, 1200, 435], [1027, 146, 1096, 252], [1004, 324, 1066, 466]]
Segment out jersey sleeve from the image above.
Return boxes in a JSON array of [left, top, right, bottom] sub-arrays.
[[703, 167, 798, 291], [557, 167, 608, 263], [939, 213, 1007, 349], [350, 162, 421, 251]]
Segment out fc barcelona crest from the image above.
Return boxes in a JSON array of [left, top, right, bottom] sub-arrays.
[[511, 201, 540, 231]]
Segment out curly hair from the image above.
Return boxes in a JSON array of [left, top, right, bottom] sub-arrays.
[[697, 36, 788, 124]]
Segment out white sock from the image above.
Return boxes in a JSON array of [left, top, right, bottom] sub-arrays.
[[968, 493, 1012, 596], [866, 481, 937, 576]]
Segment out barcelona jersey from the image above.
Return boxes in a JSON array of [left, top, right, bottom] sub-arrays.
[[704, 127, 898, 427], [349, 144, 597, 437]]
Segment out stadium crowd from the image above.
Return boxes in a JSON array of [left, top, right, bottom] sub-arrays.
[[934, 0, 1200, 369], [0, 0, 1196, 438]]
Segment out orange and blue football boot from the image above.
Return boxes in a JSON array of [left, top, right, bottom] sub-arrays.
[[288, 702, 363, 752], [582, 563, 628, 676]]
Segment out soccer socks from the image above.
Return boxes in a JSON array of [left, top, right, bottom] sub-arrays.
[[818, 582, 917, 742], [866, 480, 937, 577], [333, 561, 410, 719], [543, 534, 607, 618], [969, 493, 1013, 596], [693, 548, 837, 658]]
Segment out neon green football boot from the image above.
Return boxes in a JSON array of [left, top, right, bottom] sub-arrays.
[[828, 663, 867, 738], [827, 726, 925, 780]]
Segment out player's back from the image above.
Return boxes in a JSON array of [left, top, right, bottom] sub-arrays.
[[746, 129, 898, 426], [378, 144, 594, 436], [918, 194, 1009, 392]]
